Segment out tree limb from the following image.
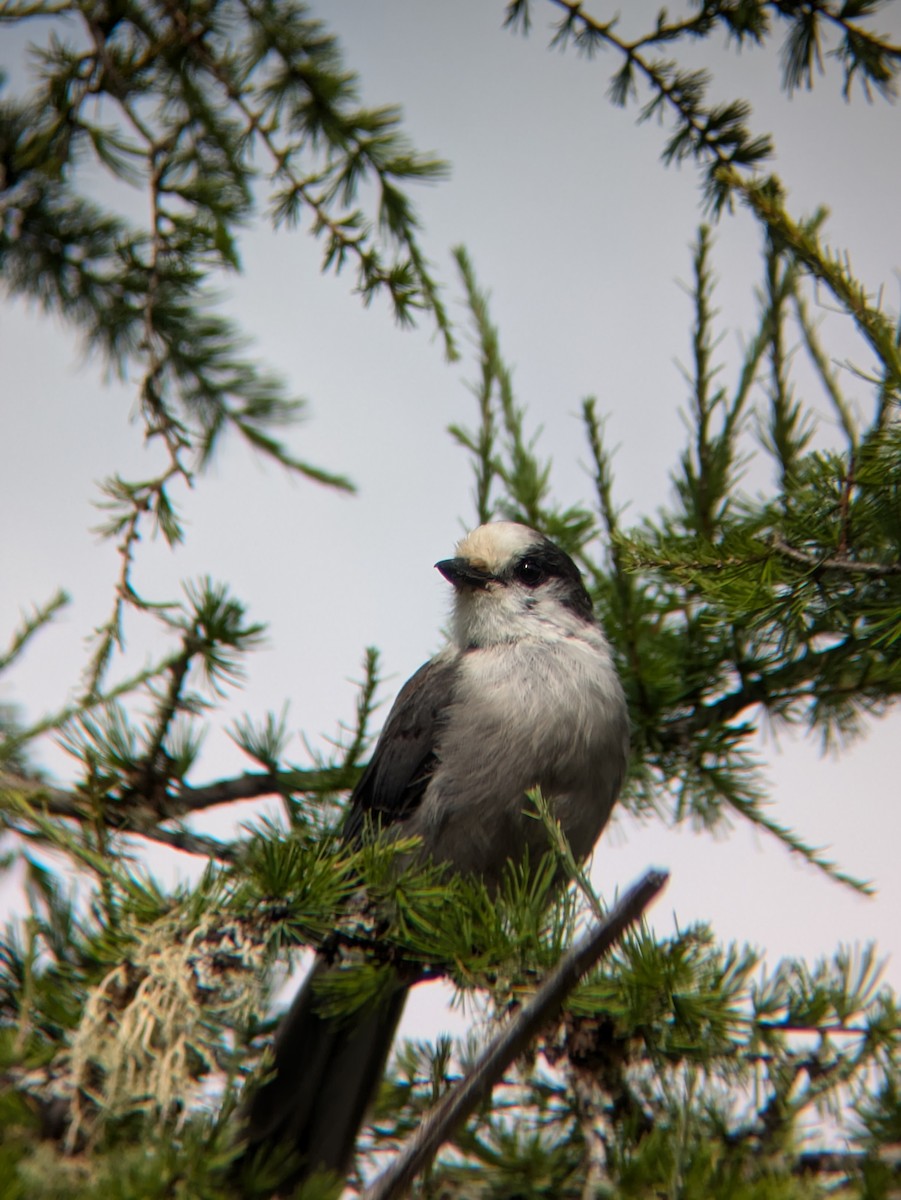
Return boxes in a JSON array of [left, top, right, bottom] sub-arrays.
[[771, 533, 901, 577], [0, 765, 358, 850], [361, 868, 669, 1200]]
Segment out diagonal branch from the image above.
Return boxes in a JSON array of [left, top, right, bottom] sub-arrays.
[[361, 868, 669, 1200]]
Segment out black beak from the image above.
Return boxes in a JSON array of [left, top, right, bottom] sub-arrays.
[[435, 557, 493, 590]]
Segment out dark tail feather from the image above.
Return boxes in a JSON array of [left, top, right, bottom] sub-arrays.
[[235, 957, 407, 1191]]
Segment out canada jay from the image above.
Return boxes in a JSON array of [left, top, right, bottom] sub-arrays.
[[237, 521, 629, 1187]]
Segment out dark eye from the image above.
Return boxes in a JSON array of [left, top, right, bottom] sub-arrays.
[[513, 559, 546, 586]]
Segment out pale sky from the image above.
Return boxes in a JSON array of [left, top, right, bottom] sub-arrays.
[[2, 0, 901, 1044]]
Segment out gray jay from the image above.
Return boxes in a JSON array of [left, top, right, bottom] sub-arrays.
[[236, 521, 629, 1188]]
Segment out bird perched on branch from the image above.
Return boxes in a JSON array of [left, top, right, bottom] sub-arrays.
[[235, 521, 629, 1190]]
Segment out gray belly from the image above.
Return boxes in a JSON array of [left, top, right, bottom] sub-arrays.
[[411, 784, 615, 889]]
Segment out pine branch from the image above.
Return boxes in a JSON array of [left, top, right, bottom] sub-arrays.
[[659, 638, 839, 740], [0, 656, 182, 760], [795, 1150, 866, 1175], [450, 246, 595, 551], [127, 823, 236, 862], [2, 0, 451, 491], [674, 225, 758, 536], [545, 0, 773, 212], [0, 764, 357, 825], [183, 0, 456, 356], [0, 590, 70, 674], [582, 398, 655, 727], [450, 245, 501, 524], [85, 468, 187, 698], [770, 533, 901, 578], [724, 790, 872, 894], [362, 869, 669, 1200], [726, 171, 901, 400], [792, 288, 858, 453]]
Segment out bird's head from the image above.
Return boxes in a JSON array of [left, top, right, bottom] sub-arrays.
[[436, 522, 595, 648]]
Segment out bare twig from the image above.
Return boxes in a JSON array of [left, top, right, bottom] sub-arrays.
[[795, 1150, 867, 1176], [126, 824, 236, 862], [771, 534, 901, 577]]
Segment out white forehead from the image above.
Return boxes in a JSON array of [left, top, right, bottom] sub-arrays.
[[455, 522, 540, 572]]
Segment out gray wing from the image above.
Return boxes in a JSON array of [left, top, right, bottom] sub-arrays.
[[341, 654, 457, 844]]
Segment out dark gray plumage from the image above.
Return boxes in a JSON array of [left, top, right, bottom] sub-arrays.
[[234, 522, 629, 1191]]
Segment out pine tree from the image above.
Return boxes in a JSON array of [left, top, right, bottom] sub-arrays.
[[2, 3, 900, 1198]]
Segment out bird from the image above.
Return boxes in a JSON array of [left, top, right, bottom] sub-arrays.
[[235, 521, 630, 1190]]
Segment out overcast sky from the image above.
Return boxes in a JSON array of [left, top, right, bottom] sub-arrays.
[[2, 1, 901, 1041]]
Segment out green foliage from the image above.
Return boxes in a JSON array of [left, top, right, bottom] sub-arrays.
[[508, 0, 901, 212], [449, 245, 597, 556], [365, 926, 898, 1198], [2, 2, 901, 1198], [0, 0, 451, 747], [451, 217, 898, 890]]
